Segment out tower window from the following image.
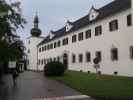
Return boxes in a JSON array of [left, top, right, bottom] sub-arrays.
[[111, 48, 118, 61], [127, 14, 132, 26], [109, 20, 118, 32]]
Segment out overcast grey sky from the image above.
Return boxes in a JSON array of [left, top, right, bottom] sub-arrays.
[[17, 0, 113, 42]]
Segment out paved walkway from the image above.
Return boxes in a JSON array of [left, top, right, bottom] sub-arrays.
[[4, 71, 94, 100]]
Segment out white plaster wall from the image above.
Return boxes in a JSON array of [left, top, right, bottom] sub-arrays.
[[26, 37, 43, 70], [38, 8, 133, 77]]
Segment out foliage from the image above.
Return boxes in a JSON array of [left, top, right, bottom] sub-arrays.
[[51, 71, 133, 100], [0, 0, 26, 62], [44, 62, 66, 76]]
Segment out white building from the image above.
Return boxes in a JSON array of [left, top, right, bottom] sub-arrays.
[[27, 0, 133, 77]]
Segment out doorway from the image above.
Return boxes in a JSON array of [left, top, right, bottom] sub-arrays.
[[63, 53, 68, 69]]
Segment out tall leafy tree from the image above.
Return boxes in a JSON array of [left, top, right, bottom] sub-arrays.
[[0, 0, 26, 79], [0, 0, 26, 62]]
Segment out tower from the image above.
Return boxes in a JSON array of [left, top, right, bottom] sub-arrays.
[[26, 14, 44, 71], [30, 14, 42, 37]]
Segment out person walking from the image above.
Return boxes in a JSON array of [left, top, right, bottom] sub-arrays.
[[12, 69, 19, 86]]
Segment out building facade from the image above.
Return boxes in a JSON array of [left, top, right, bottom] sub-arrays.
[[27, 0, 133, 77]]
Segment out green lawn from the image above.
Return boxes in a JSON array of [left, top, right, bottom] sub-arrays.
[[50, 71, 133, 100]]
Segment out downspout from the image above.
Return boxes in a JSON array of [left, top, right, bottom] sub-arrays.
[[37, 45, 39, 71]]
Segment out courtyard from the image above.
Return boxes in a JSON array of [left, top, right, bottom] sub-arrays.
[[3, 71, 92, 100]]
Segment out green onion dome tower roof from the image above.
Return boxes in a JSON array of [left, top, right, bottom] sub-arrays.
[[30, 14, 42, 37]]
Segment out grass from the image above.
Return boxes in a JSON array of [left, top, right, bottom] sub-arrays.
[[50, 71, 133, 100]]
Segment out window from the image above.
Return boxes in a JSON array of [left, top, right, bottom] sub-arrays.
[[44, 46, 47, 51], [57, 41, 61, 47], [130, 46, 133, 59], [127, 14, 132, 26], [78, 32, 84, 41], [50, 58, 52, 62], [42, 47, 44, 52], [111, 48, 118, 61], [44, 59, 46, 64], [28, 49, 30, 53], [95, 25, 102, 36], [50, 44, 53, 49], [39, 48, 41, 52], [38, 60, 41, 65], [109, 20, 118, 31], [47, 45, 50, 50], [41, 59, 43, 65], [72, 35, 77, 43], [54, 58, 56, 61], [54, 42, 57, 48], [27, 60, 29, 65], [28, 40, 30, 44], [79, 54, 83, 63], [57, 56, 60, 62], [72, 54, 76, 63], [47, 59, 50, 63], [86, 52, 91, 62], [63, 38, 68, 45], [96, 51, 102, 61], [85, 29, 91, 39]]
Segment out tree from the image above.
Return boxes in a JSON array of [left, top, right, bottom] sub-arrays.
[[0, 0, 26, 78], [0, 0, 26, 61]]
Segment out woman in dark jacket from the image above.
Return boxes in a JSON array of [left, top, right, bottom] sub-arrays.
[[12, 69, 19, 86]]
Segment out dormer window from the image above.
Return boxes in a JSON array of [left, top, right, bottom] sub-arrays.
[[49, 30, 55, 39], [89, 6, 99, 21], [66, 20, 73, 32]]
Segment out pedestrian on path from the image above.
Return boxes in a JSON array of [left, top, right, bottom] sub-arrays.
[[12, 69, 19, 86]]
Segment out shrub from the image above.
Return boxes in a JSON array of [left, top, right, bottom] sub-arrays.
[[44, 61, 66, 76]]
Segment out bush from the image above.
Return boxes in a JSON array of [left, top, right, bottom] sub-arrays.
[[44, 61, 66, 76]]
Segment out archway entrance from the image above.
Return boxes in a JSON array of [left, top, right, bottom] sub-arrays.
[[63, 53, 68, 69]]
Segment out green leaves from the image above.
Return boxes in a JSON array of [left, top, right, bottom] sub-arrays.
[[0, 0, 26, 62]]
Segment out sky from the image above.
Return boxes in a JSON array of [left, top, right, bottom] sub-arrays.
[[16, 0, 113, 43]]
